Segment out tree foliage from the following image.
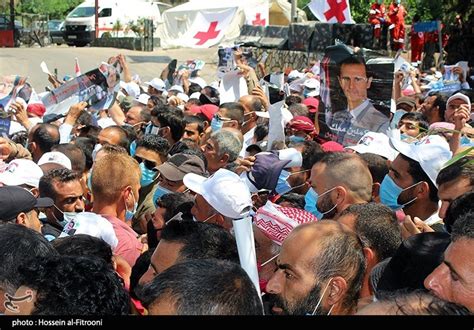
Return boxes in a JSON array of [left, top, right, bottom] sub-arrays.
[[16, 0, 83, 19]]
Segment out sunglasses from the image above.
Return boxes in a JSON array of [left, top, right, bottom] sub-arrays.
[[134, 156, 158, 171]]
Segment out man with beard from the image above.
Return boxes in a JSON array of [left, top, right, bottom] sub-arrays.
[[308, 152, 373, 220], [265, 221, 366, 315]]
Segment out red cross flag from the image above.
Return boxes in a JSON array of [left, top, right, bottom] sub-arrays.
[[244, 0, 269, 27], [308, 0, 354, 24], [181, 8, 237, 48]]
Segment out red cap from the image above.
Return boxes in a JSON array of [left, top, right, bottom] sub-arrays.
[[321, 141, 344, 152], [190, 104, 218, 122], [303, 97, 319, 113], [27, 103, 46, 117]]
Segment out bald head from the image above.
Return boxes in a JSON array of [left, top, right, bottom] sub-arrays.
[[239, 95, 262, 113]]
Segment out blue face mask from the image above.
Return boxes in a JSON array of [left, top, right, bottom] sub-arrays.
[[129, 140, 137, 157], [304, 188, 324, 219], [307, 187, 338, 219], [275, 170, 292, 195], [139, 162, 157, 187], [153, 184, 172, 207], [289, 135, 306, 143], [211, 117, 223, 132], [125, 191, 138, 222], [379, 175, 420, 210]]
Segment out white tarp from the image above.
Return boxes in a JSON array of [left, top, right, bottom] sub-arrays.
[[157, 0, 306, 49]]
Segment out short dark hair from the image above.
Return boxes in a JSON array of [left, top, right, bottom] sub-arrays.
[[130, 249, 154, 300], [219, 102, 245, 126], [359, 153, 389, 184], [118, 125, 136, 150], [135, 134, 170, 157], [52, 234, 113, 266], [72, 137, 96, 171], [31, 123, 60, 153], [139, 259, 263, 315], [77, 110, 94, 127], [400, 154, 439, 203], [399, 112, 429, 132], [151, 106, 185, 142], [184, 115, 205, 134], [52, 144, 86, 175], [275, 192, 305, 209], [17, 256, 130, 315], [188, 83, 202, 95], [338, 55, 369, 77], [161, 220, 239, 263], [39, 168, 81, 200], [451, 210, 474, 242], [156, 193, 195, 221], [436, 155, 474, 187], [443, 191, 474, 233], [339, 203, 402, 261], [375, 289, 471, 315], [298, 140, 325, 170], [0, 224, 57, 295], [431, 93, 448, 121], [285, 95, 302, 107]]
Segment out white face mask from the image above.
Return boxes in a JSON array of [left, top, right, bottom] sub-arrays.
[[309, 277, 334, 316]]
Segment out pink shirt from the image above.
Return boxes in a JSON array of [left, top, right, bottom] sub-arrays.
[[102, 215, 143, 267]]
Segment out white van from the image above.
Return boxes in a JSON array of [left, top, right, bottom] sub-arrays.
[[64, 0, 170, 46]]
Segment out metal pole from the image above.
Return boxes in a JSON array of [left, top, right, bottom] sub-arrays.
[[437, 20, 443, 68], [95, 0, 99, 38], [9, 0, 14, 31], [291, 0, 297, 23]]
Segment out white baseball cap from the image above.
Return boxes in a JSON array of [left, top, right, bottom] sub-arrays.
[[135, 93, 150, 106], [389, 134, 452, 186], [120, 81, 140, 98], [183, 169, 252, 219], [302, 78, 320, 96], [59, 212, 118, 249], [169, 85, 184, 94], [189, 77, 207, 89], [0, 159, 43, 188], [144, 78, 166, 92], [37, 151, 72, 170], [177, 92, 189, 103], [447, 92, 471, 109], [346, 132, 399, 161]]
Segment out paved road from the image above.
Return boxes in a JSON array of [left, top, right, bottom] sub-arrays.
[[0, 45, 219, 91]]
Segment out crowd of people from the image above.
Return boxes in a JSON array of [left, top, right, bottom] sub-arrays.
[[0, 10, 473, 315]]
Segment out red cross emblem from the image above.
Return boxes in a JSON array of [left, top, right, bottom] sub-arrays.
[[252, 13, 266, 26], [324, 0, 348, 23], [194, 21, 221, 46]]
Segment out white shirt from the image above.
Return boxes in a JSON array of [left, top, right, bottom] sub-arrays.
[[239, 126, 256, 158]]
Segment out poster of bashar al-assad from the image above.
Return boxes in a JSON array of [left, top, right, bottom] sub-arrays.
[[42, 62, 120, 117], [320, 44, 394, 146]]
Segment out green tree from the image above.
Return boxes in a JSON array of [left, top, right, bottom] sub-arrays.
[[17, 0, 83, 19]]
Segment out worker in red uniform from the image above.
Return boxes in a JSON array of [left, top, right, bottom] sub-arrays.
[[388, 0, 407, 51], [369, 0, 386, 48], [410, 14, 424, 63]]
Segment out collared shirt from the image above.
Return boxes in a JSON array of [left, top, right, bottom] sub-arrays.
[[102, 214, 143, 267]]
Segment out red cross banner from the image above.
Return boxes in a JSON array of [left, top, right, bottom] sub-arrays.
[[308, 0, 354, 24], [180, 8, 237, 48], [244, 0, 269, 27]]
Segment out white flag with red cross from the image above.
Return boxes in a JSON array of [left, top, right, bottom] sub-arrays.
[[244, 0, 269, 27], [308, 0, 354, 24], [180, 8, 237, 48]]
